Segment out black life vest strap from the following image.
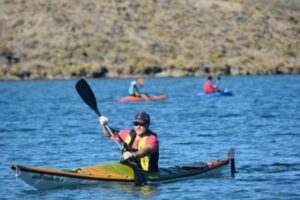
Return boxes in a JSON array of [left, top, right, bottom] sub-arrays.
[[120, 129, 158, 171], [122, 130, 137, 153]]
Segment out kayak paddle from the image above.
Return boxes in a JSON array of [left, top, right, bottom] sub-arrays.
[[75, 79, 101, 116], [75, 78, 147, 186]]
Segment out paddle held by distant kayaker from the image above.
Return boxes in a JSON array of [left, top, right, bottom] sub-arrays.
[[99, 112, 159, 172]]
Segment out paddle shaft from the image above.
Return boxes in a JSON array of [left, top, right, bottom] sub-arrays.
[[76, 79, 122, 149], [104, 124, 123, 150]]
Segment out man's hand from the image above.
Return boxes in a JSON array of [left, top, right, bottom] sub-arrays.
[[122, 151, 137, 160], [99, 116, 109, 126]]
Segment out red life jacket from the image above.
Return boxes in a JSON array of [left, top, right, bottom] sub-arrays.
[[204, 80, 216, 93]]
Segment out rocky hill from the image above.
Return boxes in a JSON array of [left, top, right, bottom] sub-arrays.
[[0, 0, 299, 80]]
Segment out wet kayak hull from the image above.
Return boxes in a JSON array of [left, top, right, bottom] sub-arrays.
[[116, 94, 166, 102], [11, 149, 235, 190], [198, 90, 233, 97]]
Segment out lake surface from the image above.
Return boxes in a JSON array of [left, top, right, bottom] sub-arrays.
[[1, 75, 300, 199]]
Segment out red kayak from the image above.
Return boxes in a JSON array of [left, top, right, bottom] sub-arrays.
[[116, 94, 166, 102]]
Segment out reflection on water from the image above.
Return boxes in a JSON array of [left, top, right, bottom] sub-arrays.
[[15, 182, 159, 199], [113, 184, 159, 195]]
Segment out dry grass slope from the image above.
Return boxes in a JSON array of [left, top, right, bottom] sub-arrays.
[[0, 0, 299, 80]]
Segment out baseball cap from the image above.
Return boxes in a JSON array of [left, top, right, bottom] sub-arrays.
[[133, 112, 150, 125]]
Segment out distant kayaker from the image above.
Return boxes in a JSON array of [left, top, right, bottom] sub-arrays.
[[203, 76, 220, 93], [128, 80, 141, 97], [128, 79, 150, 98], [99, 112, 159, 172]]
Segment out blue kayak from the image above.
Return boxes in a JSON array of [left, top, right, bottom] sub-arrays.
[[198, 89, 233, 97]]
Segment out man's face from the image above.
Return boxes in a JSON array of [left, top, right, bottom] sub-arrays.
[[134, 122, 148, 135]]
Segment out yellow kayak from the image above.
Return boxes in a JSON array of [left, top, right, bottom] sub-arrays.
[[11, 148, 235, 190]]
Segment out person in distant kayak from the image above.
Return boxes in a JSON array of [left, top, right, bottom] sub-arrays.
[[128, 80, 141, 97], [99, 112, 159, 172], [128, 79, 150, 98], [203, 76, 220, 93]]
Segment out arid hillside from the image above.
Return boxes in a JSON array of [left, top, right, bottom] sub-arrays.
[[0, 0, 299, 80]]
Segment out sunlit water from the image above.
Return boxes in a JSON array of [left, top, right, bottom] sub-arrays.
[[1, 75, 300, 199]]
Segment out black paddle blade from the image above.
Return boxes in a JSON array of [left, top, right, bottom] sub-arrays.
[[76, 79, 101, 116], [228, 148, 236, 178], [132, 164, 147, 186], [230, 158, 237, 178], [126, 160, 147, 186]]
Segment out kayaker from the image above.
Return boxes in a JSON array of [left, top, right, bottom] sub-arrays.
[[128, 79, 150, 99], [128, 80, 141, 97], [99, 112, 159, 172], [203, 76, 219, 93]]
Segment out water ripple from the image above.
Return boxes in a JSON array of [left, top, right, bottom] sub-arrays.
[[2, 76, 300, 199]]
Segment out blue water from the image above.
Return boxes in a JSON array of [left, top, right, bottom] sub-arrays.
[[1, 75, 300, 199]]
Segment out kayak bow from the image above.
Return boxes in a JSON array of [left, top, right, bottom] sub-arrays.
[[11, 148, 236, 190]]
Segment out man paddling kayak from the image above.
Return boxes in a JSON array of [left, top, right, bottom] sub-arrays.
[[128, 79, 150, 99], [99, 112, 159, 172], [203, 76, 220, 93]]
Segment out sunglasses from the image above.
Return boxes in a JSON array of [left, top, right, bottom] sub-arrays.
[[134, 122, 146, 126]]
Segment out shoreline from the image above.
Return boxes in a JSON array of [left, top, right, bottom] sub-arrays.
[[1, 66, 299, 81]]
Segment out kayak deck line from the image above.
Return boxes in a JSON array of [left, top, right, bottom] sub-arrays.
[[11, 148, 236, 190]]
